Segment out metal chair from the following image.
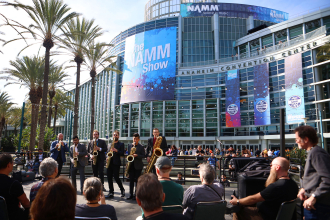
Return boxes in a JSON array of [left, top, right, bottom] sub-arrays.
[[162, 205, 183, 214], [275, 199, 297, 220], [75, 217, 111, 220], [0, 196, 9, 220], [193, 200, 227, 220]]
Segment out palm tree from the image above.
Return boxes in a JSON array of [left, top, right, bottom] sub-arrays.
[[58, 17, 103, 137], [84, 41, 121, 139], [4, 0, 78, 149], [52, 89, 74, 132], [7, 107, 22, 136], [1, 56, 44, 151], [0, 91, 14, 140], [316, 42, 330, 62]]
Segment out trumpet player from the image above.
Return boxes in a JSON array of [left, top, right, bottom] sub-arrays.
[[88, 130, 107, 190], [70, 136, 87, 193], [105, 130, 125, 199], [50, 133, 69, 177], [126, 133, 145, 200]]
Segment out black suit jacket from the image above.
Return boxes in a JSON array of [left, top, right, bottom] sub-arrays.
[[108, 141, 124, 166], [147, 136, 168, 156], [88, 139, 107, 162], [70, 143, 88, 166], [128, 143, 145, 170]]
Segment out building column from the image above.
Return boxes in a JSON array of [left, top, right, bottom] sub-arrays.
[[261, 139, 268, 151], [150, 102, 153, 137], [203, 99, 206, 137], [302, 23, 306, 40], [321, 18, 324, 27], [237, 46, 240, 59], [114, 56, 121, 106], [217, 98, 220, 137], [259, 37, 262, 50], [138, 102, 142, 136], [248, 42, 251, 57], [190, 100, 192, 137], [287, 28, 290, 45], [178, 15, 183, 67], [213, 13, 219, 61], [119, 105, 123, 138], [272, 33, 275, 47], [162, 101, 165, 136], [176, 101, 179, 137]]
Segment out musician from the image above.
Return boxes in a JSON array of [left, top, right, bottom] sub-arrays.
[[147, 128, 168, 161], [105, 130, 125, 199], [50, 133, 69, 177], [88, 130, 107, 190], [70, 135, 87, 193], [126, 133, 145, 200]]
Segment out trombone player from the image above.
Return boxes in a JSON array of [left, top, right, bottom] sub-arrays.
[[105, 130, 125, 198], [70, 135, 87, 193], [50, 133, 69, 177]]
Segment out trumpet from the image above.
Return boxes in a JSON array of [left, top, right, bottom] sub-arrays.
[[92, 139, 98, 165], [73, 144, 78, 168], [57, 141, 62, 151], [106, 141, 115, 169]]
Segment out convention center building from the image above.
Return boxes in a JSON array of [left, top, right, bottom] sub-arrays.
[[56, 0, 330, 152]]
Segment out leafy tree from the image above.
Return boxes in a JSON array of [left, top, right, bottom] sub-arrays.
[[316, 42, 330, 62], [52, 89, 74, 132], [0, 91, 14, 140], [7, 107, 22, 136]]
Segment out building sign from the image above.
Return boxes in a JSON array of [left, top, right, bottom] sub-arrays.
[[121, 27, 177, 104], [253, 63, 271, 125], [285, 53, 305, 123], [225, 69, 241, 127], [180, 3, 288, 23]]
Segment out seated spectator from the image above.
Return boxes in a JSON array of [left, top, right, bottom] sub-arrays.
[[76, 177, 117, 220], [195, 145, 205, 167], [267, 149, 273, 157], [228, 154, 237, 179], [184, 149, 188, 155], [205, 148, 210, 155], [30, 158, 58, 203], [136, 173, 189, 220], [221, 174, 230, 187], [241, 146, 251, 157], [176, 172, 184, 185], [30, 177, 76, 220], [25, 150, 34, 171], [183, 163, 224, 219], [255, 148, 261, 157], [188, 148, 192, 155], [36, 148, 44, 163], [230, 157, 298, 220], [32, 157, 41, 174], [0, 154, 30, 220], [169, 145, 178, 166], [208, 152, 220, 170]]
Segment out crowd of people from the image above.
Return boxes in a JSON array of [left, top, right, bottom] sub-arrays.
[[0, 125, 330, 220]]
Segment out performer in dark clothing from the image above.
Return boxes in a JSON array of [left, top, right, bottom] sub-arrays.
[[50, 133, 69, 177], [88, 130, 107, 190], [106, 130, 125, 198], [126, 133, 145, 200], [146, 128, 168, 173]]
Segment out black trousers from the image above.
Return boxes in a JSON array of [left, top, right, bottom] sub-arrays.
[[92, 159, 104, 184], [56, 156, 63, 177], [129, 168, 142, 196], [107, 164, 124, 192], [71, 163, 85, 192]]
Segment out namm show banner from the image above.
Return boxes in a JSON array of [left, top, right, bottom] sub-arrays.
[[254, 63, 271, 125], [225, 69, 241, 127], [285, 53, 305, 123], [121, 27, 177, 104]]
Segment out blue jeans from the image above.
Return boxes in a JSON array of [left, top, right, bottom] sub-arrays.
[[304, 202, 330, 220], [171, 157, 177, 166]]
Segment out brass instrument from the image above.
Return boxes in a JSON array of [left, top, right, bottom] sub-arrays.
[[57, 140, 62, 151], [125, 143, 136, 178], [73, 144, 78, 168], [106, 141, 115, 169], [144, 136, 163, 174], [92, 139, 98, 165]]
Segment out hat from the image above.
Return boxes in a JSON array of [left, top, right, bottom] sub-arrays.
[[155, 156, 172, 169]]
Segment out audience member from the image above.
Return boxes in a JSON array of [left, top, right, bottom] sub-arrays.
[[221, 174, 230, 187], [75, 177, 117, 220], [188, 148, 192, 155], [176, 172, 184, 185], [255, 148, 261, 157], [295, 126, 330, 219], [183, 163, 224, 219], [25, 150, 34, 170], [267, 149, 273, 157], [169, 145, 178, 166], [136, 173, 189, 220], [184, 149, 188, 155], [230, 157, 298, 220], [30, 158, 58, 203], [208, 152, 220, 169], [241, 146, 251, 157], [30, 177, 76, 220], [0, 154, 30, 220], [195, 145, 205, 167]]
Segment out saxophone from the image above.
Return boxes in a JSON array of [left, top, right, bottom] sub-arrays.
[[57, 140, 62, 151], [125, 143, 136, 178], [106, 141, 115, 169], [144, 136, 163, 174], [73, 144, 78, 168], [92, 139, 98, 165]]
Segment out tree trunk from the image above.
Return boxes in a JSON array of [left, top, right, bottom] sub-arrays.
[[90, 76, 95, 140], [48, 97, 53, 128], [73, 61, 82, 137], [38, 46, 51, 150], [29, 101, 39, 151], [14, 127, 17, 136], [53, 106, 58, 134], [0, 117, 5, 139]]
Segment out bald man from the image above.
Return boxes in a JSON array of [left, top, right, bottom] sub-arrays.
[[50, 133, 70, 177], [230, 157, 298, 220]]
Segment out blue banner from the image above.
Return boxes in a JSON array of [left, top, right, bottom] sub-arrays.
[[285, 54, 305, 123], [226, 69, 241, 127], [121, 27, 177, 104], [180, 3, 288, 23], [254, 64, 271, 125]]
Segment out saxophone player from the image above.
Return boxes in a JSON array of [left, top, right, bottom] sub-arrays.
[[146, 128, 168, 173], [126, 133, 145, 200], [50, 133, 69, 177], [70, 135, 87, 193], [88, 130, 107, 190], [105, 130, 125, 199]]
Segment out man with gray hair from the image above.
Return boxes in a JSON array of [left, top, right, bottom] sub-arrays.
[[29, 158, 58, 203], [183, 163, 224, 219], [50, 133, 69, 177]]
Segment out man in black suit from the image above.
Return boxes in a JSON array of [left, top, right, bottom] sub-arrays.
[[126, 133, 145, 200], [105, 130, 125, 198], [147, 128, 168, 160], [88, 130, 107, 190], [70, 135, 87, 193]]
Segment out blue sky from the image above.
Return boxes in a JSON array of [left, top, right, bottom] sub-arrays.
[[0, 0, 329, 106]]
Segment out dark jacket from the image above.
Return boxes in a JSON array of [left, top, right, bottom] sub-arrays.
[[50, 140, 70, 162], [88, 139, 107, 161], [108, 141, 124, 166], [147, 136, 168, 157], [70, 143, 88, 166], [128, 143, 145, 170]]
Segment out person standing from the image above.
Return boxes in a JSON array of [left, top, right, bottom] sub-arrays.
[[88, 130, 107, 190], [50, 133, 69, 177], [70, 135, 87, 193], [147, 128, 168, 160], [126, 133, 145, 200], [295, 126, 330, 220], [105, 130, 125, 198]]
